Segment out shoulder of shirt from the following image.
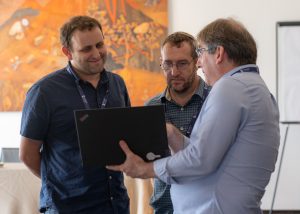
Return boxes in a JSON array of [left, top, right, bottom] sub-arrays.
[[210, 76, 250, 102], [30, 67, 69, 90], [145, 92, 166, 106], [104, 70, 126, 83], [219, 75, 249, 89]]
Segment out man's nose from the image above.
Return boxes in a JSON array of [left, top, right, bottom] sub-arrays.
[[170, 65, 180, 76], [196, 57, 202, 68], [91, 46, 101, 57]]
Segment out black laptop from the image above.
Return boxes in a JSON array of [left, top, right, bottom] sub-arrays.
[[74, 105, 169, 167]]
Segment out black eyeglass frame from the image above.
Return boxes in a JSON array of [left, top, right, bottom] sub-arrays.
[[160, 60, 194, 72], [195, 45, 217, 57]]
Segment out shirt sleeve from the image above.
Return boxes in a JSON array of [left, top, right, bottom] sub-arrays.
[[154, 78, 249, 184], [20, 84, 50, 141]]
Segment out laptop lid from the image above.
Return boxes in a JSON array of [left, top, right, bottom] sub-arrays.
[[74, 105, 169, 167]]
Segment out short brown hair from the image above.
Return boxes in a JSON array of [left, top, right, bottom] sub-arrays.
[[162, 31, 198, 59], [60, 15, 103, 50], [197, 18, 257, 65]]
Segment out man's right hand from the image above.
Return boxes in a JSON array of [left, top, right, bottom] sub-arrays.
[[166, 123, 185, 154]]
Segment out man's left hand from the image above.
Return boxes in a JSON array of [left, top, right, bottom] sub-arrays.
[[106, 140, 155, 179]]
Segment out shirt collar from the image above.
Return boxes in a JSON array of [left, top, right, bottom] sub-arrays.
[[67, 61, 109, 85]]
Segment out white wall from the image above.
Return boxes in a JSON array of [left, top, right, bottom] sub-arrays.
[[168, 0, 300, 210], [0, 112, 21, 148], [1, 0, 300, 210], [169, 0, 300, 95]]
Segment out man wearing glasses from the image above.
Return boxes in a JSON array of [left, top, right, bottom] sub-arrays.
[[107, 18, 280, 214], [146, 32, 209, 214]]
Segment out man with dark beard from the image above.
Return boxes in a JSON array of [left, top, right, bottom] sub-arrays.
[[19, 16, 130, 214], [146, 32, 209, 214]]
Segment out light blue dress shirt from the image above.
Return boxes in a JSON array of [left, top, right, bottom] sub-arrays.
[[154, 65, 280, 214]]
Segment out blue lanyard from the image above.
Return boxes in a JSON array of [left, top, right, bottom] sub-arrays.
[[231, 66, 259, 76], [67, 65, 109, 109]]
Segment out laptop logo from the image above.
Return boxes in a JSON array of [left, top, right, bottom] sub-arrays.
[[79, 114, 89, 122], [146, 152, 161, 161]]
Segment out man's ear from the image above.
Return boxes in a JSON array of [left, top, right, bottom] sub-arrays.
[[159, 56, 163, 65], [159, 57, 164, 71], [215, 46, 225, 64], [62, 46, 72, 60]]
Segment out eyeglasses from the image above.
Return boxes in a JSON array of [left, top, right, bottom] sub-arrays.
[[161, 60, 192, 72], [195, 47, 209, 57]]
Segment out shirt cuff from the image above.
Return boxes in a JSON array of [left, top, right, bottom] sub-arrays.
[[153, 157, 171, 184], [183, 136, 190, 148]]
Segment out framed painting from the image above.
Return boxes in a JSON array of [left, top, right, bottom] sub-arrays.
[[0, 0, 168, 111]]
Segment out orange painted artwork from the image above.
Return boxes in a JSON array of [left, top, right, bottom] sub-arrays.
[[0, 0, 168, 111]]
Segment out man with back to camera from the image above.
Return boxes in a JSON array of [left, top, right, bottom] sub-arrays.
[[107, 18, 280, 214], [19, 16, 131, 214], [146, 31, 209, 214]]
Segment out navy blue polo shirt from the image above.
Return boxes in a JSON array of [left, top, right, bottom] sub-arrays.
[[20, 64, 130, 213]]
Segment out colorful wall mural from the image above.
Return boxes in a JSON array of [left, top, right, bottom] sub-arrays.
[[0, 0, 168, 111]]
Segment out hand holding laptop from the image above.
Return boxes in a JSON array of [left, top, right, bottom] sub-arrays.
[[107, 124, 187, 179], [106, 140, 156, 179], [165, 123, 186, 154]]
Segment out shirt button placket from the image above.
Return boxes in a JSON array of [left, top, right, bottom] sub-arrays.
[[108, 175, 114, 202]]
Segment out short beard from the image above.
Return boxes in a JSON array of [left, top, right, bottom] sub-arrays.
[[168, 73, 196, 94]]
